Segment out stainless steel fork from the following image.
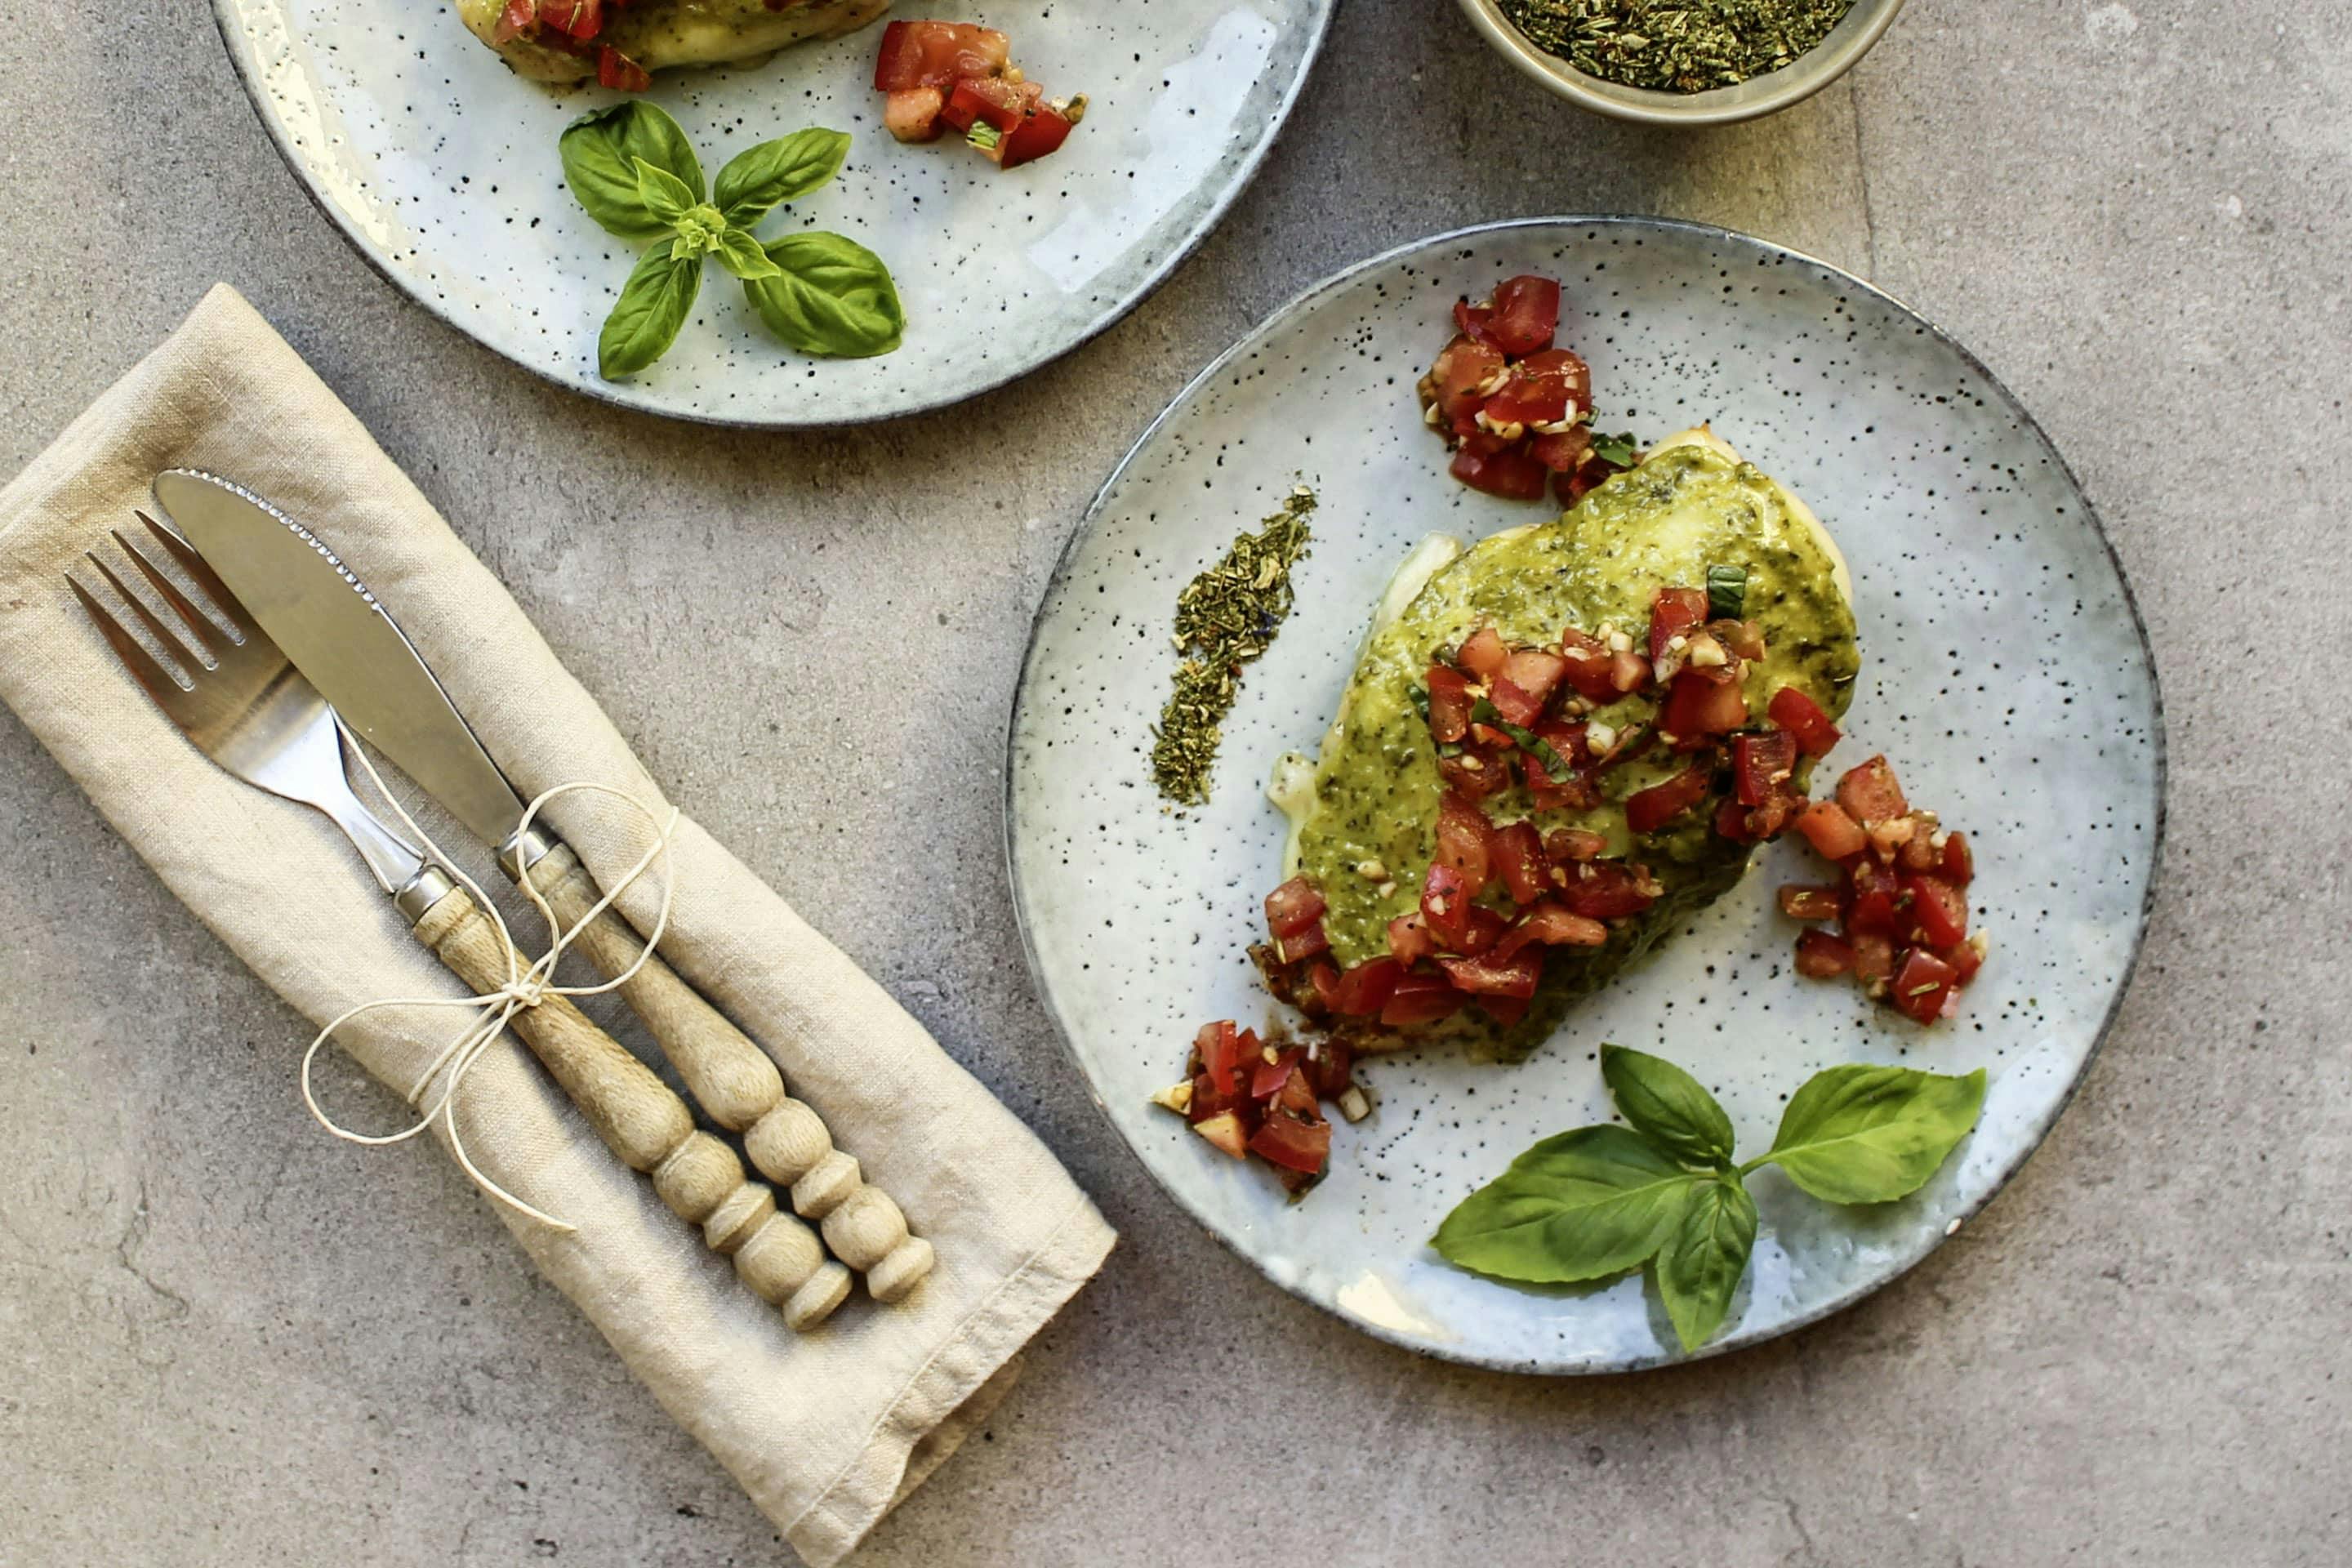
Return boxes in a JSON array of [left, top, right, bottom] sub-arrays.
[[72, 518, 853, 1330]]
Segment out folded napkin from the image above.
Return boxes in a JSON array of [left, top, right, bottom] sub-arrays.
[[0, 285, 1115, 1566]]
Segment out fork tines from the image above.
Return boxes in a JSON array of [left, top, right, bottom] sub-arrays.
[[68, 513, 250, 703]]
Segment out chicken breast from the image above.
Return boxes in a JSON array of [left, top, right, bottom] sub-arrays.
[[457, 0, 893, 84]]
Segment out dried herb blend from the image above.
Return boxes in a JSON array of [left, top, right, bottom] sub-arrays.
[[1499, 0, 1855, 94], [1152, 488, 1316, 805]]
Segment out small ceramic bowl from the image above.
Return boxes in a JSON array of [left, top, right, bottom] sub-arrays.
[[1456, 0, 1907, 126]]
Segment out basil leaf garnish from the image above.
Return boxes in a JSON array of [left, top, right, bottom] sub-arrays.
[[1750, 1065, 1986, 1204], [714, 127, 852, 229], [560, 102, 706, 240], [1431, 1126, 1700, 1284], [597, 238, 702, 381], [744, 232, 906, 359], [633, 157, 699, 229], [711, 226, 782, 282], [1654, 1177, 1757, 1351], [1601, 1045, 1735, 1167], [1469, 697, 1574, 782], [1592, 430, 1640, 467], [1706, 563, 1747, 619]]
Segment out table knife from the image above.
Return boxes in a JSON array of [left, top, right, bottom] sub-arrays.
[[151, 470, 933, 1303]]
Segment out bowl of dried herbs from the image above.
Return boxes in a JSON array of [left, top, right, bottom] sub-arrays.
[[1458, 0, 1906, 125]]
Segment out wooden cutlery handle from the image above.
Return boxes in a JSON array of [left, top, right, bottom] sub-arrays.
[[519, 842, 935, 1303], [411, 884, 853, 1330]]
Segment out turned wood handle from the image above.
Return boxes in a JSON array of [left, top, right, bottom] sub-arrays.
[[412, 883, 852, 1330], [518, 842, 934, 1303]]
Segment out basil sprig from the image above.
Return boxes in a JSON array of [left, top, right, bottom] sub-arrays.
[[557, 104, 902, 379], [1706, 562, 1747, 619], [1592, 430, 1641, 467], [1434, 1045, 1985, 1351]]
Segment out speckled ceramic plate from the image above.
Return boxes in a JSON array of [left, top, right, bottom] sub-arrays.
[[1009, 217, 2164, 1374], [211, 0, 1331, 427]]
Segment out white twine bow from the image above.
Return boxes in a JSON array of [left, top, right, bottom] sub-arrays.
[[300, 722, 682, 1232]]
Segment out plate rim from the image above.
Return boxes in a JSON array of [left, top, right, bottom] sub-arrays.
[[1004, 214, 2169, 1375], [207, 0, 1338, 431]]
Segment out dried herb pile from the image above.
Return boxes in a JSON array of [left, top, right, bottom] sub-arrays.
[[1151, 488, 1316, 805], [1499, 0, 1855, 93]]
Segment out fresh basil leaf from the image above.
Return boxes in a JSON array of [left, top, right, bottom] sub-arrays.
[[559, 102, 705, 239], [1653, 1176, 1757, 1351], [633, 157, 698, 228], [744, 231, 905, 359], [597, 238, 702, 381], [1592, 431, 1640, 467], [711, 226, 783, 281], [714, 127, 852, 228], [1706, 563, 1747, 619], [1432, 1125, 1701, 1285], [1753, 1064, 1987, 1204], [1470, 697, 1573, 782], [1601, 1045, 1735, 1168]]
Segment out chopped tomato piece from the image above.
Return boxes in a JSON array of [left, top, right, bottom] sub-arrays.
[[1943, 938, 1985, 986], [1457, 904, 1510, 956], [1731, 730, 1797, 807], [1626, 764, 1714, 835], [1713, 618, 1768, 662], [1779, 884, 1843, 922], [1941, 830, 1975, 887], [1493, 902, 1609, 960], [941, 74, 1035, 133], [1851, 932, 1895, 985], [1557, 861, 1658, 920], [1767, 686, 1842, 756], [1793, 929, 1855, 978], [1435, 793, 1494, 896], [1523, 724, 1597, 811], [1898, 821, 1942, 872], [1455, 626, 1508, 684], [1495, 648, 1567, 717], [1481, 350, 1585, 430], [1557, 628, 1618, 702], [1530, 424, 1592, 474], [873, 19, 1010, 91], [1276, 920, 1329, 964], [1478, 994, 1532, 1028], [1438, 746, 1510, 802], [1388, 912, 1438, 964], [1304, 1040, 1356, 1099], [1250, 1049, 1303, 1101], [1187, 1068, 1242, 1125], [1486, 275, 1561, 357], [1419, 861, 1472, 951], [1544, 826, 1607, 863], [540, 0, 604, 42], [1890, 948, 1958, 1024], [595, 45, 651, 91], [1248, 1110, 1330, 1174], [1836, 755, 1909, 826], [1486, 672, 1540, 728], [1439, 947, 1544, 999], [1425, 664, 1473, 742], [1713, 795, 1754, 844], [996, 102, 1076, 170], [884, 87, 949, 142], [1429, 337, 1506, 437], [1867, 813, 1918, 862], [1380, 971, 1465, 1027], [494, 0, 537, 43], [1453, 299, 1494, 345], [1330, 959, 1401, 1019], [1649, 586, 1709, 666], [1846, 861, 1904, 936], [1306, 961, 1341, 1013], [1196, 1020, 1248, 1094], [1902, 873, 1970, 948], [1609, 648, 1651, 694], [1450, 442, 1549, 500], [1491, 821, 1548, 906], [1793, 800, 1868, 861], [1263, 875, 1325, 939], [1660, 670, 1748, 742]]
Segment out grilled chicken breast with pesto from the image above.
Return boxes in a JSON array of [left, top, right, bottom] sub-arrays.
[[459, 0, 892, 86]]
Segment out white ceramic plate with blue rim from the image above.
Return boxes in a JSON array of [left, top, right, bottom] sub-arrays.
[[211, 0, 1332, 427], [1008, 217, 2164, 1374]]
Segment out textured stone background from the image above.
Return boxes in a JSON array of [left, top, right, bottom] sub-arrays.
[[2, 2, 2346, 1563]]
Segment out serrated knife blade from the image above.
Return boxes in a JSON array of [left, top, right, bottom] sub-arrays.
[[149, 470, 528, 850]]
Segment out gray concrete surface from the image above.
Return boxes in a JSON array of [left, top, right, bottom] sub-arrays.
[[2, 1, 2347, 1563]]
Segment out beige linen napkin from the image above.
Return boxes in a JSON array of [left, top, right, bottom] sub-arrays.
[[0, 285, 1115, 1566]]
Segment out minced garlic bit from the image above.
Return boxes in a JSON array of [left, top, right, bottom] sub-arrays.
[[1355, 858, 1390, 881]]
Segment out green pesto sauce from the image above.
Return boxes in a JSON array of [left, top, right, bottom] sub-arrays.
[[1295, 443, 1860, 1058]]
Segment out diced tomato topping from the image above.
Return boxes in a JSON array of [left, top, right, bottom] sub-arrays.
[[1649, 586, 1709, 666], [1610, 649, 1651, 694], [1661, 670, 1748, 742], [1435, 793, 1494, 896], [1845, 861, 1904, 936], [1495, 648, 1567, 718], [494, 0, 537, 43], [1248, 1110, 1331, 1174], [1486, 275, 1561, 357], [1544, 826, 1607, 863], [1626, 764, 1714, 835], [1387, 912, 1438, 964], [1557, 861, 1658, 920], [1263, 876, 1325, 940], [1902, 873, 1970, 948], [1713, 795, 1753, 844], [1713, 618, 1768, 662], [1330, 959, 1401, 1018], [1557, 628, 1618, 702], [539, 0, 604, 42], [1195, 1021, 1248, 1094], [1890, 948, 1958, 1024], [1779, 884, 1843, 922], [1306, 961, 1341, 1013], [884, 87, 949, 142], [1439, 947, 1544, 999], [1478, 994, 1532, 1028], [1453, 300, 1494, 345], [1250, 1049, 1302, 1101], [1486, 673, 1540, 727], [1731, 730, 1797, 807], [1276, 920, 1329, 964], [1493, 902, 1609, 960], [1380, 971, 1465, 1027], [1457, 904, 1510, 956], [1836, 755, 1909, 826], [1767, 686, 1842, 756], [1424, 664, 1473, 742], [1304, 1040, 1356, 1099], [942, 74, 1034, 133], [1455, 626, 1508, 684], [1481, 350, 1586, 430], [1429, 337, 1507, 437], [1898, 821, 1941, 872], [1521, 722, 1595, 810], [1530, 424, 1592, 474], [1490, 821, 1548, 906], [595, 45, 651, 91], [1449, 441, 1549, 500], [1941, 831, 1975, 887], [1851, 932, 1895, 984], [1419, 861, 1472, 950], [1793, 929, 1855, 978], [1187, 1068, 1241, 1125], [1438, 746, 1510, 802], [873, 19, 1010, 91], [1943, 938, 1984, 986], [1793, 800, 1868, 861], [997, 102, 1076, 169]]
